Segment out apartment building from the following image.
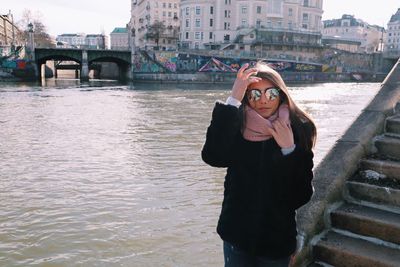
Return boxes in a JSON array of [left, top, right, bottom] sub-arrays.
[[179, 0, 323, 51], [110, 27, 129, 50], [56, 34, 86, 48], [130, 0, 180, 50], [85, 34, 107, 49], [0, 11, 21, 56], [323, 14, 385, 53], [56, 33, 107, 49], [385, 8, 400, 55]]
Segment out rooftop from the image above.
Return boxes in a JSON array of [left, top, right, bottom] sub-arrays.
[[389, 8, 400, 23], [111, 27, 128, 34]]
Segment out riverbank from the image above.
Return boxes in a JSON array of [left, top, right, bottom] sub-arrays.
[[132, 71, 386, 84]]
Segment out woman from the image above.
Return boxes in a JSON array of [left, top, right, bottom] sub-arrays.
[[202, 62, 316, 267]]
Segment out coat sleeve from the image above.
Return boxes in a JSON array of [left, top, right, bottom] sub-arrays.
[[272, 145, 314, 211], [201, 102, 241, 168]]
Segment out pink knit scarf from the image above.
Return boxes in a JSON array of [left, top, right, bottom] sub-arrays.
[[242, 104, 290, 142]]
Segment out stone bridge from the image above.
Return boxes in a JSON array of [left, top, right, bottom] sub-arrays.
[[34, 48, 132, 81]]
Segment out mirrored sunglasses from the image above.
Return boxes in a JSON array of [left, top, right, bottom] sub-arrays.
[[247, 87, 280, 101]]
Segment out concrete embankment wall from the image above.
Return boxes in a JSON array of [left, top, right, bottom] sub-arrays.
[[293, 58, 400, 266], [132, 72, 385, 84]]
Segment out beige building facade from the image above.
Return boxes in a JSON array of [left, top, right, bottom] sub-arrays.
[[110, 27, 129, 50], [179, 0, 323, 50], [385, 8, 400, 57], [0, 11, 21, 56], [322, 14, 385, 53], [130, 0, 180, 50]]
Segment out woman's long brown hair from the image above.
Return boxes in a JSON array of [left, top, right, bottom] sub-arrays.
[[241, 61, 317, 151]]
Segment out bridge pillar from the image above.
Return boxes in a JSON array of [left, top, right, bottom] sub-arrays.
[[126, 65, 133, 81], [80, 50, 89, 81]]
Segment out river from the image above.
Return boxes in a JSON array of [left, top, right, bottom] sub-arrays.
[[0, 79, 380, 266]]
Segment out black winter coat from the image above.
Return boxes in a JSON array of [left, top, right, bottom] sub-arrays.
[[201, 102, 314, 259]]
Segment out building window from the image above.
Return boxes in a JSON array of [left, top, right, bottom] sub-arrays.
[[256, 20, 261, 28], [163, 3, 166, 8], [196, 6, 201, 15], [186, 19, 190, 28], [174, 3, 177, 9], [168, 3, 172, 8], [185, 7, 189, 15], [195, 19, 201, 27], [210, 6, 214, 14], [209, 32, 213, 39], [186, 32, 189, 39], [288, 21, 293, 29], [195, 32, 201, 40], [242, 6, 247, 14], [304, 0, 309, 7], [168, 12, 172, 17], [242, 19, 247, 27], [257, 6, 261, 14], [210, 19, 213, 27], [224, 22, 230, 30], [288, 8, 293, 17], [302, 24, 308, 29], [163, 11, 166, 17], [268, 0, 282, 14], [303, 13, 309, 21]]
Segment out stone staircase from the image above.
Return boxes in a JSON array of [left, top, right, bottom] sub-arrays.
[[310, 103, 400, 267]]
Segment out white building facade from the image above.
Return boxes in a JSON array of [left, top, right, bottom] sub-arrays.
[[179, 0, 323, 50], [322, 15, 384, 53], [56, 34, 107, 49], [110, 27, 129, 50], [56, 34, 86, 48], [385, 8, 400, 57], [130, 0, 180, 50]]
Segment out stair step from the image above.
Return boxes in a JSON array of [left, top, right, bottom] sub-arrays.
[[314, 231, 400, 267], [346, 181, 400, 208], [395, 102, 400, 114], [375, 135, 400, 160], [331, 203, 400, 244], [360, 158, 400, 181], [386, 115, 400, 134]]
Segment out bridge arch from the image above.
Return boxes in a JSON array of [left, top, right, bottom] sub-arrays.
[[34, 48, 132, 81]]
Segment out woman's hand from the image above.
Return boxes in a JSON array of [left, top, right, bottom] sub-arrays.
[[231, 63, 262, 102], [270, 119, 295, 149]]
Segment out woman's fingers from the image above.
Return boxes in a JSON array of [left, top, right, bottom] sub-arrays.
[[244, 68, 258, 78], [237, 63, 249, 76]]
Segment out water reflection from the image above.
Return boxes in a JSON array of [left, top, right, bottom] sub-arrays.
[[0, 80, 380, 266]]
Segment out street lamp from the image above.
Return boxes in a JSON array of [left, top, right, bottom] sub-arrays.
[[27, 22, 35, 60]]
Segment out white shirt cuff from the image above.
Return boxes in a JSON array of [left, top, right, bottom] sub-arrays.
[[281, 144, 296, 156], [225, 96, 242, 108]]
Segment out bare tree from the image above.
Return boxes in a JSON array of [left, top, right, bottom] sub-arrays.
[[17, 9, 55, 48], [145, 21, 166, 50]]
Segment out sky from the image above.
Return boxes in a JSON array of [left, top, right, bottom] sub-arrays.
[[2, 0, 400, 37]]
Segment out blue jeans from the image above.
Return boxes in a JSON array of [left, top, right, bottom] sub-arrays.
[[223, 241, 290, 267]]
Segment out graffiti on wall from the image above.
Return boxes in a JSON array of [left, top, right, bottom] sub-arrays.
[[198, 58, 236, 72], [1, 59, 27, 69], [132, 51, 327, 74], [155, 52, 178, 72]]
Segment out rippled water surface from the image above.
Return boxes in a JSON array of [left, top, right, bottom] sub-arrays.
[[0, 79, 380, 266]]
